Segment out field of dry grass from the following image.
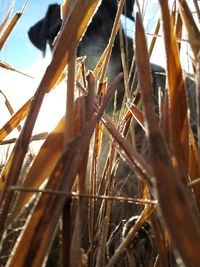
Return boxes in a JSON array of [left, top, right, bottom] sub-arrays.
[[0, 0, 200, 266]]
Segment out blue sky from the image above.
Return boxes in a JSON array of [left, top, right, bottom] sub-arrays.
[[0, 0, 62, 70], [0, 0, 197, 71], [0, 0, 161, 71]]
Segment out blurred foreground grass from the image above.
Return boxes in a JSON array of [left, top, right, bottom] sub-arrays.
[[0, 0, 200, 267]]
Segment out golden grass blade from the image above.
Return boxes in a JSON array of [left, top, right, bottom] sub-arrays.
[[150, 214, 170, 267], [6, 135, 92, 267], [78, 73, 153, 185], [178, 0, 200, 60], [148, 18, 160, 58], [6, 66, 116, 267], [9, 187, 157, 205], [0, 132, 48, 145], [107, 204, 155, 267], [189, 129, 200, 211], [0, 12, 21, 50], [95, 81, 107, 158], [135, 11, 200, 267], [0, 1, 14, 33], [0, 90, 21, 131], [0, 60, 33, 78], [127, 101, 145, 131], [99, 0, 125, 83], [11, 117, 64, 218], [93, 46, 109, 78], [197, 59, 200, 150], [0, 98, 32, 143], [65, 50, 76, 143], [70, 95, 91, 267], [160, 0, 189, 181], [0, 0, 102, 236], [175, 12, 183, 51], [61, 0, 75, 20], [0, 0, 28, 50], [48, 0, 102, 92], [159, 90, 170, 145], [193, 0, 200, 23], [101, 113, 153, 186]]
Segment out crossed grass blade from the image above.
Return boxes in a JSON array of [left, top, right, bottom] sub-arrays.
[[0, 0, 28, 50], [10, 117, 64, 220], [0, 0, 102, 239], [0, 1, 14, 33], [5, 61, 118, 267]]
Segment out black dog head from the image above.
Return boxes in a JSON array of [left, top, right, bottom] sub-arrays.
[[28, 1, 134, 55], [28, 4, 62, 55]]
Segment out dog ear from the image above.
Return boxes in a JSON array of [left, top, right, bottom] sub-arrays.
[[28, 4, 62, 54], [28, 18, 47, 53]]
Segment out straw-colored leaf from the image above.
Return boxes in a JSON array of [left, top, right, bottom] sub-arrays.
[[0, 1, 14, 33], [6, 62, 116, 267], [93, 46, 109, 78], [135, 11, 200, 267], [189, 129, 200, 210], [148, 19, 160, 58], [160, 0, 189, 181], [0, 0, 28, 50], [0, 60, 33, 78], [94, 81, 107, 158], [0, 98, 32, 143], [178, 0, 200, 60], [0, 12, 21, 50], [0, 90, 21, 131], [126, 101, 145, 131], [0, 0, 102, 236], [7, 132, 92, 267], [12, 117, 64, 218], [175, 12, 183, 51], [99, 0, 124, 83]]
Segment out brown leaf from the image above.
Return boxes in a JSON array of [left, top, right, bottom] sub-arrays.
[[0, 0, 102, 238], [135, 11, 200, 267], [6, 63, 115, 267], [178, 0, 200, 60], [160, 0, 189, 181], [189, 129, 200, 211]]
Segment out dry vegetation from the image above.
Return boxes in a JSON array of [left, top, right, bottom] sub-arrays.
[[0, 0, 200, 266]]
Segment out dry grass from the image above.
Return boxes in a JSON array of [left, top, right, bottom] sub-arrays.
[[0, 0, 200, 266]]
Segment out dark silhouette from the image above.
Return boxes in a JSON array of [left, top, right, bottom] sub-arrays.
[[28, 1, 134, 56]]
